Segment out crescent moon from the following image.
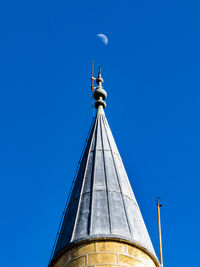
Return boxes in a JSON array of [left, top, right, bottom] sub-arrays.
[[97, 33, 108, 46]]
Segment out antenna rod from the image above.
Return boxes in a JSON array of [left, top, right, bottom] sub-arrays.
[[156, 198, 163, 267], [90, 60, 95, 118], [91, 60, 95, 92]]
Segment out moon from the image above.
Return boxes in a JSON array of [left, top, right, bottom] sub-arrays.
[[97, 33, 108, 46]]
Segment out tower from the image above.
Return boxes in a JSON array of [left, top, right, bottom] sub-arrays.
[[48, 68, 160, 267]]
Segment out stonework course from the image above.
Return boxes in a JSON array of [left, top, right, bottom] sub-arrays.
[[53, 241, 158, 267]]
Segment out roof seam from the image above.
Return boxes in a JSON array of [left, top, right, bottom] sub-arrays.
[[102, 115, 132, 237], [89, 118, 98, 235], [70, 117, 98, 242], [100, 115, 112, 234]]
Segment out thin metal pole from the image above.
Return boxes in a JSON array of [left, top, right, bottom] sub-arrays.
[[91, 60, 95, 119], [91, 60, 94, 92], [156, 198, 163, 267]]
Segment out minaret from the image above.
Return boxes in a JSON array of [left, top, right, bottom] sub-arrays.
[[49, 68, 160, 267]]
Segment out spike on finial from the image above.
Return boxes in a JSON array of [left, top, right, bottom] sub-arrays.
[[98, 66, 101, 76]]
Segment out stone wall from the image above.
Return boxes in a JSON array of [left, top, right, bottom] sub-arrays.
[[52, 240, 159, 267]]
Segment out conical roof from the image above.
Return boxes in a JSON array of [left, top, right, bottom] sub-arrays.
[[50, 69, 157, 263]]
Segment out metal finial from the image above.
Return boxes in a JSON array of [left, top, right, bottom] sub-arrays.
[[93, 66, 107, 111]]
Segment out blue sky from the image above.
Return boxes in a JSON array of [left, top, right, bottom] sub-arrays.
[[0, 0, 200, 266]]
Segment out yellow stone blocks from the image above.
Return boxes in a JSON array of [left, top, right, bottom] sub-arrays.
[[70, 243, 95, 259], [51, 240, 158, 267], [88, 253, 118, 265], [119, 255, 145, 267], [96, 241, 126, 253]]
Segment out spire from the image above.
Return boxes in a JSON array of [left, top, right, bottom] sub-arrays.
[[49, 67, 157, 266]]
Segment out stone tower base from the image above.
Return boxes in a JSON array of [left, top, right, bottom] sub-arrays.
[[51, 239, 159, 267]]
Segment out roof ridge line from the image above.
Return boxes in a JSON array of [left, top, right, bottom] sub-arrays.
[[100, 115, 112, 234], [88, 118, 99, 235]]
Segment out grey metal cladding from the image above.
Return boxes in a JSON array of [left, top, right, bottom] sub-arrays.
[[92, 190, 110, 235], [52, 112, 156, 259]]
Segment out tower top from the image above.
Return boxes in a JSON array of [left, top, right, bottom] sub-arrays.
[[49, 68, 158, 267]]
